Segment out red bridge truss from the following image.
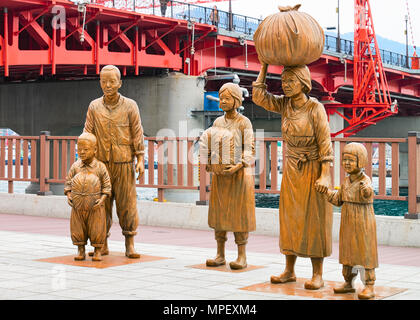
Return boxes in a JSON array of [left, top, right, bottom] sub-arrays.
[[1, 0, 420, 136]]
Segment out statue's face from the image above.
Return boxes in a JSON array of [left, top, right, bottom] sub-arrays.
[[219, 91, 236, 112], [281, 72, 304, 98], [342, 153, 359, 174], [100, 70, 122, 98], [78, 139, 96, 162]]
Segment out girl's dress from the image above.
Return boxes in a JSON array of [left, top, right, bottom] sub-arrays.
[[206, 113, 256, 232], [328, 172, 378, 269]]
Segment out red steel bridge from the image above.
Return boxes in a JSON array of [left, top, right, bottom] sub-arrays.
[[1, 0, 420, 136]]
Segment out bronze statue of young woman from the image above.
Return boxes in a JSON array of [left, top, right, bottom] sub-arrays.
[[202, 83, 256, 270], [252, 63, 333, 290]]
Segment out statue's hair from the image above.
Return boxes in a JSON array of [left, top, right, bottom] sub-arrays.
[[100, 65, 121, 80], [219, 82, 243, 109], [78, 132, 97, 146], [342, 142, 368, 169]]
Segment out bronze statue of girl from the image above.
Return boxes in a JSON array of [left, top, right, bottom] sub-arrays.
[[201, 83, 256, 270]]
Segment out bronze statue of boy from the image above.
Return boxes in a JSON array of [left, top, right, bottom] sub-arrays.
[[65, 132, 111, 261]]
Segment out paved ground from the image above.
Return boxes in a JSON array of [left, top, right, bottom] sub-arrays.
[[0, 213, 419, 300]]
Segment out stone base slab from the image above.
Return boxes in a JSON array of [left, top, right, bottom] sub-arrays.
[[37, 251, 169, 269], [187, 263, 265, 273], [240, 278, 407, 300]]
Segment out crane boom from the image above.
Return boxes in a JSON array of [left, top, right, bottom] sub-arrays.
[[326, 0, 398, 137]]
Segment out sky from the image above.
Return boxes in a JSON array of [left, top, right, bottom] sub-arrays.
[[200, 0, 420, 48]]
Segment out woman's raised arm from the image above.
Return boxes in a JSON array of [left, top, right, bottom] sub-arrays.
[[252, 63, 284, 114]]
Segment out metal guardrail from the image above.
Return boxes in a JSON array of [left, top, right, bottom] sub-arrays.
[[324, 35, 412, 69], [90, 0, 414, 69]]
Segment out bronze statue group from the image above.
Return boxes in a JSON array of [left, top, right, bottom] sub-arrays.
[[65, 6, 378, 300]]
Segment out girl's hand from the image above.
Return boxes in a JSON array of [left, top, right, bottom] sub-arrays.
[[315, 175, 329, 194], [360, 181, 372, 198]]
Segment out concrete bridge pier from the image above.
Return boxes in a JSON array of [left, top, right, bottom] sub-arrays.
[[131, 73, 205, 203]]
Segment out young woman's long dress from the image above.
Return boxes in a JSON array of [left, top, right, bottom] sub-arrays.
[[207, 113, 256, 233], [328, 172, 378, 269], [253, 85, 334, 258]]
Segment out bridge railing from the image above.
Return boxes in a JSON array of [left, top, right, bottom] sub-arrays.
[[89, 0, 415, 69], [1, 132, 419, 217], [325, 35, 354, 56], [0, 135, 38, 193]]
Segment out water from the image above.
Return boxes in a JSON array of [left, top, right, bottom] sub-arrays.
[[255, 177, 408, 217], [255, 194, 408, 217]]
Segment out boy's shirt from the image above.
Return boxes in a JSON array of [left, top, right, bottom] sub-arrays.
[[64, 158, 112, 197]]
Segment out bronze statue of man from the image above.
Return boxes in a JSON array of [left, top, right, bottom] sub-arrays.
[[83, 65, 145, 258]]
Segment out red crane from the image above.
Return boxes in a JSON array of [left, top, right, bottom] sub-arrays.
[[325, 0, 398, 137]]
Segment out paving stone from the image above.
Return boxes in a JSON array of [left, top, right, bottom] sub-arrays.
[[0, 219, 419, 300]]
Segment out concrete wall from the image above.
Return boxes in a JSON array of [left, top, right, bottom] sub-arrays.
[[249, 119, 282, 132], [0, 80, 96, 136], [1, 193, 419, 248], [122, 73, 205, 137], [355, 116, 420, 139], [1, 75, 417, 138], [0, 73, 205, 137]]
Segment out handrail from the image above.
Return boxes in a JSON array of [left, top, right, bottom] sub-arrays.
[[1, 133, 419, 217]]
